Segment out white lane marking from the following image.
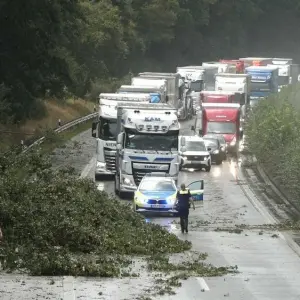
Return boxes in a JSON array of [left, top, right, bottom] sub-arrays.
[[80, 157, 95, 178], [97, 182, 105, 191], [196, 277, 210, 291], [239, 168, 276, 224], [63, 276, 76, 300]]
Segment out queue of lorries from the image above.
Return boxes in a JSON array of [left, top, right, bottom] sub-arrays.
[[91, 57, 299, 212]]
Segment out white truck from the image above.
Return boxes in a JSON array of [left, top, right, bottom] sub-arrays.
[[202, 62, 236, 74], [137, 72, 190, 120], [198, 65, 219, 91], [118, 85, 166, 103], [91, 93, 152, 180], [268, 58, 299, 91], [239, 57, 272, 68], [215, 73, 251, 116], [176, 66, 205, 114], [114, 102, 181, 198]]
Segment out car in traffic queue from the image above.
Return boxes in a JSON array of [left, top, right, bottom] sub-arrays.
[[203, 133, 227, 159], [179, 135, 211, 172], [202, 137, 223, 165], [133, 173, 204, 215]]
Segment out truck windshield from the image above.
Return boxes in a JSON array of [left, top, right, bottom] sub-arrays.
[[207, 122, 236, 134], [250, 82, 272, 92], [185, 141, 206, 151], [190, 81, 203, 92], [278, 76, 289, 86], [98, 117, 117, 141], [125, 130, 179, 151]]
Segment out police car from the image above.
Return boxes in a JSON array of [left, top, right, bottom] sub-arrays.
[[133, 173, 204, 215]]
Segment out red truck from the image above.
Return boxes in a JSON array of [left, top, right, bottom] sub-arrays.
[[200, 91, 242, 106], [220, 59, 244, 73], [200, 103, 242, 153]]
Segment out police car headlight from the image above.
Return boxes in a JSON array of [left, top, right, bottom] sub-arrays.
[[97, 161, 106, 168], [134, 194, 147, 203], [166, 195, 176, 203], [123, 178, 134, 186]]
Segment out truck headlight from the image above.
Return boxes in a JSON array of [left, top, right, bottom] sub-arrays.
[[97, 161, 106, 168], [123, 177, 134, 186], [230, 137, 236, 146]]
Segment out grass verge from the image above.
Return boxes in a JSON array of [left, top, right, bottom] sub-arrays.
[[245, 84, 300, 212], [40, 119, 93, 154], [0, 98, 95, 151]]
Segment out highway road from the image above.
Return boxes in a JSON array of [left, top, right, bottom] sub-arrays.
[[2, 120, 300, 299]]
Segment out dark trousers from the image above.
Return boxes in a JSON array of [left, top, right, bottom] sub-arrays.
[[178, 207, 189, 232]]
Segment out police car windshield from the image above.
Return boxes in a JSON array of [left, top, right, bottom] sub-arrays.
[[185, 141, 206, 151], [139, 180, 176, 192]]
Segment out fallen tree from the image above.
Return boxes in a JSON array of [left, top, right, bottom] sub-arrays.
[[0, 149, 193, 276], [245, 84, 300, 210]]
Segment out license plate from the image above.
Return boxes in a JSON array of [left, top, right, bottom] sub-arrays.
[[191, 160, 201, 164], [151, 204, 165, 208]]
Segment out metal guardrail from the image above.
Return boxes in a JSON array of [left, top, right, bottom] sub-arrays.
[[20, 112, 97, 154]]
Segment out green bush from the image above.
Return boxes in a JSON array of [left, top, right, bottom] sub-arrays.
[[246, 84, 300, 205], [0, 149, 191, 276]]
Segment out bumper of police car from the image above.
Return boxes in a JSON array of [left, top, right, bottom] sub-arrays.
[[134, 193, 177, 213]]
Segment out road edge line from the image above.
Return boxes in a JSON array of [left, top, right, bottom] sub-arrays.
[[63, 276, 76, 300], [196, 277, 210, 291]]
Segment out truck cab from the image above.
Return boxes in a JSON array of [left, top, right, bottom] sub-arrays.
[[91, 93, 152, 180], [138, 72, 189, 120], [200, 90, 240, 105], [176, 66, 206, 115], [214, 73, 251, 115], [200, 103, 242, 153], [118, 85, 166, 103], [245, 66, 279, 107], [268, 58, 299, 91], [239, 57, 273, 68], [219, 59, 245, 73], [202, 62, 236, 74], [114, 103, 180, 198]]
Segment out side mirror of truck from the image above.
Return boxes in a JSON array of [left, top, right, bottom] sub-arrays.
[[92, 122, 97, 138], [180, 147, 186, 153], [117, 132, 124, 145], [180, 136, 186, 146]]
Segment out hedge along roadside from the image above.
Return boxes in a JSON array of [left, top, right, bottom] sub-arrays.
[[245, 84, 300, 211]]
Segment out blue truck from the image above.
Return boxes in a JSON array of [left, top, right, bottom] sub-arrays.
[[245, 66, 279, 107]]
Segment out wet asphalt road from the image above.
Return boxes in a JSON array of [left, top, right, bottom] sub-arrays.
[[2, 120, 300, 299]]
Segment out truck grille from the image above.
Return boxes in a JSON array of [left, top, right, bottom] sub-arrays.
[[104, 147, 116, 172], [185, 155, 206, 161], [132, 167, 170, 186]]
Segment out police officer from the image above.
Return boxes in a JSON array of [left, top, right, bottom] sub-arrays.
[[175, 183, 195, 233]]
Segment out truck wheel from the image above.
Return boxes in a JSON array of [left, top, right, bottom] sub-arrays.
[[205, 164, 211, 172]]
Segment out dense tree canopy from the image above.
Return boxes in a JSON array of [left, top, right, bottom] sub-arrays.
[[0, 0, 299, 122]]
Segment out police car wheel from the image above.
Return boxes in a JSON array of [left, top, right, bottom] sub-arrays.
[[205, 164, 211, 172]]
